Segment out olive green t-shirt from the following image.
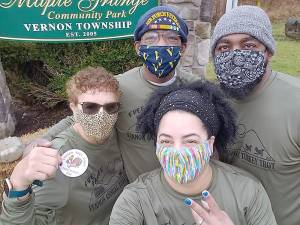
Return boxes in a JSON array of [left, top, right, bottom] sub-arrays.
[[115, 66, 200, 181], [44, 66, 200, 182], [0, 127, 128, 225], [226, 71, 300, 225], [110, 160, 277, 225]]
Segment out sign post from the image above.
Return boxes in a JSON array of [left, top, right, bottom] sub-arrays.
[[226, 0, 238, 13]]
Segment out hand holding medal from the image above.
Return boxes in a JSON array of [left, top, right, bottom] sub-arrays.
[[9, 145, 62, 191]]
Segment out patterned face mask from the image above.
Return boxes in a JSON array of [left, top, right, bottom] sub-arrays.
[[214, 49, 267, 99], [74, 110, 117, 143], [156, 142, 212, 184], [138, 45, 181, 78]]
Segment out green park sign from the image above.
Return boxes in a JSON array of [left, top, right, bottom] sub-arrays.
[[0, 0, 158, 42]]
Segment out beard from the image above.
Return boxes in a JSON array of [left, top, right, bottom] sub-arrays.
[[220, 74, 264, 100]]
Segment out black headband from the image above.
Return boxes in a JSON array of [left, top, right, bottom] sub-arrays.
[[154, 89, 220, 137]]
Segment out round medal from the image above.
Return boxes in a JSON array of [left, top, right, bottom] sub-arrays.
[[60, 149, 88, 177]]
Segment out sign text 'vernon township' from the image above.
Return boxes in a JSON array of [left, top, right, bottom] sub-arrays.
[[23, 21, 132, 32]]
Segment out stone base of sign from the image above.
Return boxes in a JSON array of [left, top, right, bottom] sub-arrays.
[[200, 0, 214, 22], [0, 62, 16, 139], [161, 0, 213, 77], [195, 22, 211, 39], [192, 67, 206, 78], [197, 39, 210, 66]]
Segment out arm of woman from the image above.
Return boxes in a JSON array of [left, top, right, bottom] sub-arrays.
[[0, 142, 68, 225], [1, 178, 69, 225], [109, 189, 144, 225]]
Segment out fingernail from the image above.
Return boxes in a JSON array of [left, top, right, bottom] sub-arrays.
[[184, 198, 193, 206], [202, 190, 209, 198]]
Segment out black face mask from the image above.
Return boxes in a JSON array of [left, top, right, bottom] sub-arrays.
[[214, 49, 267, 99]]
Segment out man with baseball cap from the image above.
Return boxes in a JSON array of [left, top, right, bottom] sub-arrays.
[[23, 6, 199, 182], [211, 5, 300, 225], [114, 6, 199, 182]]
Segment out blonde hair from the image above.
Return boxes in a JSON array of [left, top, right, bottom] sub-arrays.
[[66, 66, 120, 104]]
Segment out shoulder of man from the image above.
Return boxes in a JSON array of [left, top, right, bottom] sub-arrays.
[[115, 66, 142, 82], [274, 71, 300, 90]]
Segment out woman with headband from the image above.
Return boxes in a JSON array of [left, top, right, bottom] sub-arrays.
[[109, 81, 277, 225]]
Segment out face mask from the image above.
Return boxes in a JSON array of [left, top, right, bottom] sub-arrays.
[[214, 49, 267, 99], [138, 45, 181, 78], [74, 110, 117, 143], [156, 142, 212, 184]]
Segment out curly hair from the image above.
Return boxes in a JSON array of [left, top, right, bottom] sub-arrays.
[[137, 80, 237, 162], [66, 66, 120, 104]]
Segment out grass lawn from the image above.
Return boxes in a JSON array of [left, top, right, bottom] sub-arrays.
[[205, 23, 300, 81]]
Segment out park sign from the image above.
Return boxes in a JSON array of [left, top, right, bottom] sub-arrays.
[[0, 0, 158, 42]]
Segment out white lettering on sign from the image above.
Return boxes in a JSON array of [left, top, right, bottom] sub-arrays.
[[24, 22, 72, 31]]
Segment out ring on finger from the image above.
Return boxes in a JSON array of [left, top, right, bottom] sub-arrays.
[[197, 218, 204, 225]]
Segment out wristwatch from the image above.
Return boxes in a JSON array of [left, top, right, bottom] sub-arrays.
[[3, 178, 32, 198]]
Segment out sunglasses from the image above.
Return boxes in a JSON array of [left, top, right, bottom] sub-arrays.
[[79, 102, 120, 115]]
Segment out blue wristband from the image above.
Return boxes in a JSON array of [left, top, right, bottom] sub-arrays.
[[33, 180, 43, 187]]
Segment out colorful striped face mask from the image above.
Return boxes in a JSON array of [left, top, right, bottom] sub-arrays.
[[156, 142, 213, 184]]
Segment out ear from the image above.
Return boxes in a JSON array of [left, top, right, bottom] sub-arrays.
[[134, 41, 141, 55], [70, 102, 77, 113], [208, 136, 215, 153], [180, 43, 187, 55], [265, 49, 273, 62]]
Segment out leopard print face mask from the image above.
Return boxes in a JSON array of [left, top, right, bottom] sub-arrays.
[[74, 110, 118, 143]]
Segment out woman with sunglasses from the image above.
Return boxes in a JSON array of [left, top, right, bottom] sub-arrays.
[[0, 67, 128, 225], [109, 81, 277, 225]]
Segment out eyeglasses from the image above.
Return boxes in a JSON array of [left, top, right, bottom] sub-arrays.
[[141, 30, 181, 46], [79, 102, 120, 115]]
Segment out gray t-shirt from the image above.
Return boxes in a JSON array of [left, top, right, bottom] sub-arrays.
[[0, 127, 128, 225], [110, 160, 277, 225], [226, 71, 300, 225]]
